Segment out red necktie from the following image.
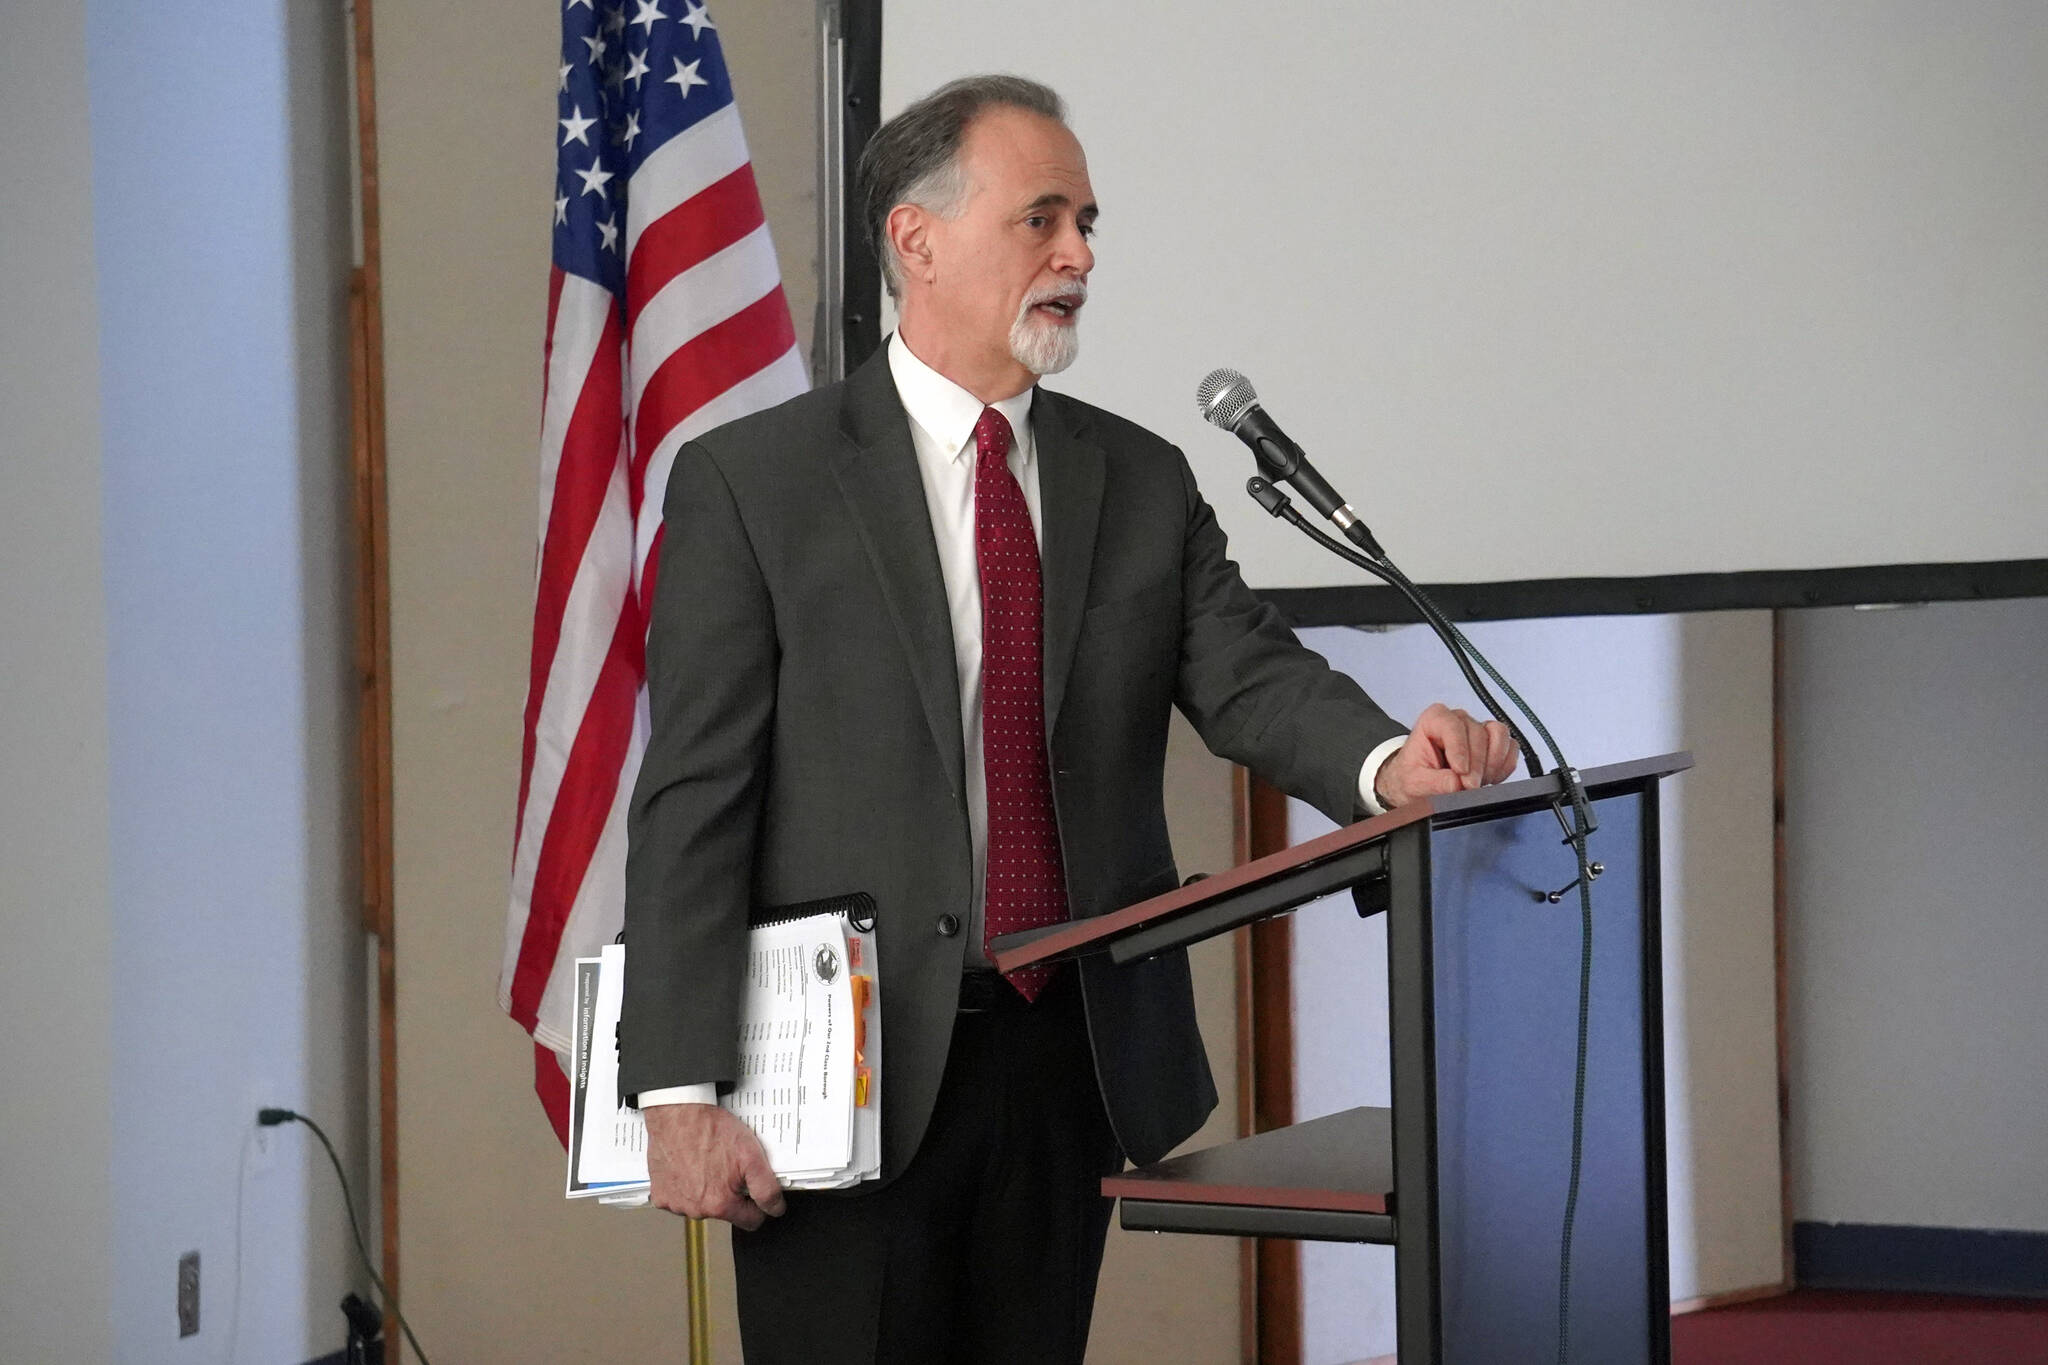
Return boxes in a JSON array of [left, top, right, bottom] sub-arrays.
[[974, 406, 1068, 1001]]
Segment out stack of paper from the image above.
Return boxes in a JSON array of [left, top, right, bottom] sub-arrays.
[[567, 911, 881, 1204]]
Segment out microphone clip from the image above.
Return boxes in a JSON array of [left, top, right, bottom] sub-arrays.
[[1246, 476, 1292, 518]]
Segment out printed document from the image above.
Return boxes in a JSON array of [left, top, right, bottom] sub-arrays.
[[567, 912, 881, 1202]]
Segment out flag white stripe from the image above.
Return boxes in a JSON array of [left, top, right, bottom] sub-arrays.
[[625, 103, 749, 258], [504, 453, 635, 973], [520, 736, 638, 1050], [633, 345, 809, 578], [627, 223, 785, 395], [534, 276, 614, 552]]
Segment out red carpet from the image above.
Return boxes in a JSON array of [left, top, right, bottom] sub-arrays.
[[1671, 1289, 2048, 1364]]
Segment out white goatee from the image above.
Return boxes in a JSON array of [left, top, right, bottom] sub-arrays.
[[1009, 283, 1086, 375]]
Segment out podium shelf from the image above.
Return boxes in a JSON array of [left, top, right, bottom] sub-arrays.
[[1105, 1107, 1398, 1244]]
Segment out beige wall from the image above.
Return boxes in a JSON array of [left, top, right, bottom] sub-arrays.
[[376, 2, 1242, 1360]]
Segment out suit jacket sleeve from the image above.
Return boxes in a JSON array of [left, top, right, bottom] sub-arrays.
[[1169, 453, 1406, 825], [618, 441, 771, 1100]]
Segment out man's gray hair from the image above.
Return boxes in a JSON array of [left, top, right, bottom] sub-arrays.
[[857, 75, 1068, 301]]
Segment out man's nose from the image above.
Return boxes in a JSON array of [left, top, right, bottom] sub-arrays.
[[1055, 224, 1094, 277]]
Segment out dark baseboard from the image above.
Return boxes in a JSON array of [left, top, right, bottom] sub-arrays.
[[1794, 1221, 2048, 1299]]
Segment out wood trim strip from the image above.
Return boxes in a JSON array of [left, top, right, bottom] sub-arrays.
[[347, 0, 400, 1336], [1245, 775, 1302, 1365], [1230, 769, 1257, 1365], [1772, 610, 1795, 1286]]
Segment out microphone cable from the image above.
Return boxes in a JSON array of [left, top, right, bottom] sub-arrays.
[[1241, 475, 1598, 1365]]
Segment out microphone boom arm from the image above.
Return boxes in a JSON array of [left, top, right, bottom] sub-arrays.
[[1246, 477, 1542, 779]]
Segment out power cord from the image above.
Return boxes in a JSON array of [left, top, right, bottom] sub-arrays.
[[257, 1108, 432, 1365]]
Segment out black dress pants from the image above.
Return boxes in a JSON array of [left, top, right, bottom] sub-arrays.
[[732, 968, 1122, 1365]]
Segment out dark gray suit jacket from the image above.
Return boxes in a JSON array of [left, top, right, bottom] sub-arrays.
[[620, 349, 1402, 1173]]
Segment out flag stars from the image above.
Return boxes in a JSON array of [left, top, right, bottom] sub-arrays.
[[630, 0, 666, 31], [582, 32, 607, 64], [558, 61, 573, 92], [623, 48, 650, 86], [574, 158, 615, 198], [680, 1, 715, 39], [560, 103, 597, 146], [598, 214, 620, 253], [621, 111, 643, 148], [554, 193, 570, 225], [665, 56, 709, 97]]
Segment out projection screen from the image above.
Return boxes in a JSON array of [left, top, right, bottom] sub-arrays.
[[876, 2, 2048, 592]]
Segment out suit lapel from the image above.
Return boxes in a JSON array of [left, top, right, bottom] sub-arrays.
[[1032, 390, 1106, 732], [829, 353, 967, 803]]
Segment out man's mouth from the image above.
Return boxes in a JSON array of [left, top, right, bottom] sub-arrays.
[[1032, 294, 1084, 323]]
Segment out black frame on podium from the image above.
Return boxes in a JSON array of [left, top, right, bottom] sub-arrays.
[[993, 751, 1690, 1364]]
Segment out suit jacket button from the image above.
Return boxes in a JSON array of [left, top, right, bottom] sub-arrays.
[[936, 914, 961, 937]]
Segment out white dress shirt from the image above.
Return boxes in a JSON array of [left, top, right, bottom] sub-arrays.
[[641, 335, 1402, 1109]]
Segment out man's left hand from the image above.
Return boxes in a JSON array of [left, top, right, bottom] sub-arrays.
[[1375, 702, 1520, 809]]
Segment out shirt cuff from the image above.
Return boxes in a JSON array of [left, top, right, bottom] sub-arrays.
[[1356, 734, 1411, 816], [636, 1082, 719, 1109]]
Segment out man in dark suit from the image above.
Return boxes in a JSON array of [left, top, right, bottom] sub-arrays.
[[620, 74, 1516, 1364]]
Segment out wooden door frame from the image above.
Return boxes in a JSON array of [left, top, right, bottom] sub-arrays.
[[345, 0, 401, 1335], [1234, 769, 1301, 1364]]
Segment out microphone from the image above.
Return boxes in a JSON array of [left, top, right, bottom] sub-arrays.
[[1195, 368, 1384, 557]]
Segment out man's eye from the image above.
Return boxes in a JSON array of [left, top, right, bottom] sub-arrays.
[[1079, 223, 1097, 240], [1025, 215, 1048, 229]]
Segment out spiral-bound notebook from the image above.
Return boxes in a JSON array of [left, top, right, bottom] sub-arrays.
[[566, 898, 882, 1203]]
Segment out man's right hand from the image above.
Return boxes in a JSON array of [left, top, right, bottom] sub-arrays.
[[643, 1102, 787, 1230]]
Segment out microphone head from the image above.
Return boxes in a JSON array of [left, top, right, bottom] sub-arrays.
[[1196, 367, 1259, 432]]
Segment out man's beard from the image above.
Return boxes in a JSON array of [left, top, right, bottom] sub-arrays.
[[1008, 283, 1085, 376]]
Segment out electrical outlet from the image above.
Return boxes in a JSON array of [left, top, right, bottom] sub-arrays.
[[177, 1251, 200, 1338]]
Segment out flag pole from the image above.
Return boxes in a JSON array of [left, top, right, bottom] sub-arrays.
[[686, 1217, 711, 1362]]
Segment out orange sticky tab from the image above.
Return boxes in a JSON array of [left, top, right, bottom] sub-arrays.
[[849, 936, 863, 968], [854, 1067, 871, 1108]]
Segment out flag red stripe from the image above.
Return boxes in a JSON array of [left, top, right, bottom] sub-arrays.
[[639, 521, 667, 622], [625, 165, 767, 331], [629, 287, 796, 508], [508, 599, 645, 1029], [534, 1040, 570, 1149], [515, 304, 625, 844]]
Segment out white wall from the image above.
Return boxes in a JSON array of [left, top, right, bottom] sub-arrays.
[[1288, 614, 1780, 1361], [0, 2, 117, 1356], [1784, 599, 2048, 1232], [883, 1, 2048, 589]]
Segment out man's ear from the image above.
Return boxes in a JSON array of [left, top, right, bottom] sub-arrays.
[[885, 203, 936, 287]]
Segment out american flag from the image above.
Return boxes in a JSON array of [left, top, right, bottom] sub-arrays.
[[499, 0, 807, 1142]]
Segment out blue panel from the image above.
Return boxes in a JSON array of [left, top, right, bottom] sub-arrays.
[[1431, 794, 1653, 1363]]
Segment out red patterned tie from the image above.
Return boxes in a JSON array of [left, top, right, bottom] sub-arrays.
[[974, 406, 1068, 1001]]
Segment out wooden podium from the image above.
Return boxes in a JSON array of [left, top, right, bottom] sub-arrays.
[[993, 752, 1691, 1363]]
